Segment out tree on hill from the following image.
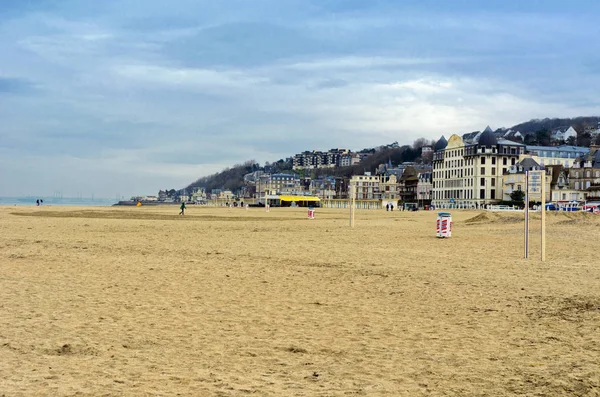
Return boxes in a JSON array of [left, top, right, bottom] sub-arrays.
[[575, 125, 592, 147], [412, 138, 429, 150], [535, 129, 552, 146]]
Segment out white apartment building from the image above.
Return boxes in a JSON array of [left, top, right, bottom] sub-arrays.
[[349, 173, 381, 200], [340, 153, 361, 167], [432, 131, 526, 208]]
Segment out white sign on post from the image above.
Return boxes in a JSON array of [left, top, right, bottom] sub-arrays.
[[524, 170, 546, 261]]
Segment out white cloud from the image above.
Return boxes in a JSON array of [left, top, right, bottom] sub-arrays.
[[112, 64, 267, 91]]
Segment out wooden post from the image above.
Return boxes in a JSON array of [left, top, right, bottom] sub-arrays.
[[524, 171, 529, 259], [541, 170, 546, 261], [349, 184, 355, 228]]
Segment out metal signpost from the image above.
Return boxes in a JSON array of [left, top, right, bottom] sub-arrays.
[[349, 184, 356, 228], [524, 170, 546, 261]]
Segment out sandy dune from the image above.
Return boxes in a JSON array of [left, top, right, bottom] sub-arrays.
[[1, 205, 599, 396]]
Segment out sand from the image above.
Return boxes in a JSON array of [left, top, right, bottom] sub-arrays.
[[1, 205, 600, 396]]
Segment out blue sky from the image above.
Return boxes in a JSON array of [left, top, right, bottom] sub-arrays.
[[1, 0, 599, 198]]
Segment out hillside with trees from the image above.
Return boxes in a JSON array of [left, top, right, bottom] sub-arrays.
[[186, 160, 260, 192], [510, 117, 599, 134], [183, 116, 599, 193], [184, 142, 426, 193]]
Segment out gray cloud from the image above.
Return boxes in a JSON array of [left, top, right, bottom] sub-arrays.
[[0, 0, 599, 198]]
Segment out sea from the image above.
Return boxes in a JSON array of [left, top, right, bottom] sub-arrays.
[[0, 197, 118, 207]]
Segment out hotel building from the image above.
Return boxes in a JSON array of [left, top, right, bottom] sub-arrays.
[[432, 131, 526, 208]]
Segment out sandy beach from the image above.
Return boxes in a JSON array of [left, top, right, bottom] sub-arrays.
[[1, 205, 599, 396]]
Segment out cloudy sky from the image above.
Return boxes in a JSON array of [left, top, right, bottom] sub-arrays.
[[1, 0, 599, 198]]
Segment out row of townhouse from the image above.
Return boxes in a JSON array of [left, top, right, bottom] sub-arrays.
[[292, 149, 363, 170], [241, 164, 434, 204], [348, 166, 433, 205], [431, 128, 599, 208]]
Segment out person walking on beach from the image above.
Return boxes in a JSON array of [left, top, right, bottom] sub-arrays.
[[36, 199, 40, 206], [179, 202, 186, 215]]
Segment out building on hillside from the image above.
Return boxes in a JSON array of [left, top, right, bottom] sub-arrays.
[[584, 122, 599, 135], [589, 122, 600, 137], [349, 173, 381, 200], [432, 131, 526, 208], [501, 158, 551, 202], [292, 149, 349, 170], [158, 190, 168, 201], [421, 146, 434, 163], [243, 170, 266, 184], [569, 147, 600, 194], [192, 188, 207, 202], [502, 129, 523, 141], [262, 173, 301, 195], [340, 153, 361, 167], [523, 145, 589, 168], [421, 146, 433, 155], [218, 190, 234, 200], [551, 126, 577, 142], [254, 174, 272, 200]]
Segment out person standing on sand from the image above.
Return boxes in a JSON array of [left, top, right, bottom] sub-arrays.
[[36, 199, 40, 206], [179, 202, 186, 215]]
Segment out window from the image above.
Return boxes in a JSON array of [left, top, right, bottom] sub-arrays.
[[575, 182, 580, 189], [481, 178, 485, 186], [575, 172, 579, 178], [511, 158, 516, 165], [586, 181, 591, 188], [480, 189, 485, 199], [586, 171, 591, 178], [492, 168, 496, 175], [481, 167, 485, 175], [503, 158, 507, 165], [491, 189, 495, 199], [492, 157, 496, 165], [481, 157, 486, 165], [517, 185, 522, 191], [491, 179, 495, 187]]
